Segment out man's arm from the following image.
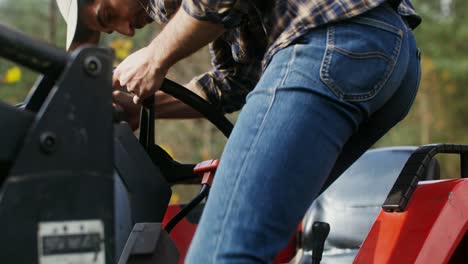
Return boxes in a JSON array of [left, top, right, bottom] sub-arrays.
[[113, 80, 205, 130], [113, 8, 226, 104]]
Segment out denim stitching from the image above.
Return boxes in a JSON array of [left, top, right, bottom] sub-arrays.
[[350, 17, 402, 36], [358, 28, 403, 102], [211, 47, 295, 263], [381, 3, 411, 33], [212, 93, 277, 263], [320, 25, 345, 100], [399, 48, 421, 120], [332, 46, 393, 62], [280, 45, 298, 87], [247, 47, 296, 99], [319, 18, 404, 102]]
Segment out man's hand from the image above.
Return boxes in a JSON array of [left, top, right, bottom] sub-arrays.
[[113, 46, 168, 104], [113, 81, 207, 130], [113, 8, 224, 105], [113, 90, 141, 130]]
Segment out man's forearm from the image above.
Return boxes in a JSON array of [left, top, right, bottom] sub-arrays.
[[149, 7, 226, 73], [147, 7, 226, 119], [155, 92, 204, 118]]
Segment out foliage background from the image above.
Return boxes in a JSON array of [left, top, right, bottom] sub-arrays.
[[0, 0, 466, 200]]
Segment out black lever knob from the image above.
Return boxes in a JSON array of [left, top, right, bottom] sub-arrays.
[[311, 221, 330, 264]]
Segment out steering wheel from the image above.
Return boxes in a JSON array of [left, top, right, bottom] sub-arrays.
[[134, 79, 234, 184]]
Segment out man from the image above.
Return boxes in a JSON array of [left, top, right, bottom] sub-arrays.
[[57, 0, 421, 263]]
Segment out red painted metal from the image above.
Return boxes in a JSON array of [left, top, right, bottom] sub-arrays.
[[163, 159, 297, 263], [193, 159, 220, 173], [163, 205, 196, 264], [354, 179, 468, 264], [273, 232, 298, 264], [163, 204, 298, 264], [194, 159, 219, 186]]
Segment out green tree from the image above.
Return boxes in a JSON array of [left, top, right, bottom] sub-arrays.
[[377, 0, 468, 177]]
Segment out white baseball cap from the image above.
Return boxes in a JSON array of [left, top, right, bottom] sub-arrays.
[[56, 0, 99, 50]]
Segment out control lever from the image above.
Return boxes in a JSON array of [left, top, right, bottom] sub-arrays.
[[311, 221, 330, 264], [299, 221, 330, 264], [164, 160, 219, 233]]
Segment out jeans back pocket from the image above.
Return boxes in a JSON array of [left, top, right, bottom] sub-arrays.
[[320, 16, 404, 102]]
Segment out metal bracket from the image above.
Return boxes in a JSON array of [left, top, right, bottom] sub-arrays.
[[383, 144, 468, 212]]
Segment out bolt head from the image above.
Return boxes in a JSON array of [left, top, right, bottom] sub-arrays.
[[84, 56, 102, 77], [39, 132, 57, 154]]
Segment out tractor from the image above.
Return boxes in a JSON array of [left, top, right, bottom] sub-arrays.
[[0, 24, 467, 264]]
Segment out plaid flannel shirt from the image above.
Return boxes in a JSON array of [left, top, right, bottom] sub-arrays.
[[148, 0, 421, 113]]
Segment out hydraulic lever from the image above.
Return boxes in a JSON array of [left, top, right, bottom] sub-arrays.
[[164, 159, 219, 233], [311, 222, 330, 264], [299, 221, 330, 264]]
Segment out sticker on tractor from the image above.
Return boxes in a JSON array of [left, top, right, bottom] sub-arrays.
[[38, 220, 105, 264]]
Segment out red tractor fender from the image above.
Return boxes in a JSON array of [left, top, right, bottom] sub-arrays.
[[354, 179, 468, 264], [162, 205, 298, 264]]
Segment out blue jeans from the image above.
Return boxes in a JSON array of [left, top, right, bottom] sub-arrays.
[[186, 3, 421, 263]]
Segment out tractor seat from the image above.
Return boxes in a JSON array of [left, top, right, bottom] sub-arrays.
[[302, 147, 440, 264]]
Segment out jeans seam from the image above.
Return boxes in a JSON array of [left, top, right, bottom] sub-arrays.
[[320, 25, 343, 100], [381, 2, 411, 33], [358, 30, 402, 101], [212, 92, 277, 263], [350, 16, 402, 36], [211, 47, 296, 262], [398, 49, 421, 120], [280, 45, 298, 87]]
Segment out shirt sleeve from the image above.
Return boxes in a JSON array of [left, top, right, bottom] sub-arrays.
[[182, 0, 249, 29], [149, 0, 182, 24], [192, 36, 261, 113]]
